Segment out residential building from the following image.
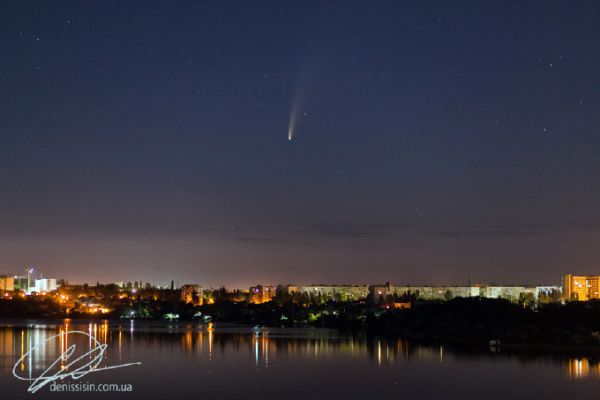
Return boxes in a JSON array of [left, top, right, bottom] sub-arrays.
[[180, 284, 203, 305], [535, 285, 561, 298], [369, 282, 393, 302], [392, 285, 481, 300], [249, 285, 277, 304], [303, 285, 369, 301], [278, 285, 298, 296], [0, 275, 14, 291], [13, 276, 29, 291], [563, 274, 600, 301], [480, 286, 527, 302], [34, 278, 58, 293]]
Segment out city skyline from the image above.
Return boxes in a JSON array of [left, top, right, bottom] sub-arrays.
[[2, 2, 600, 286], [0, 267, 574, 289]]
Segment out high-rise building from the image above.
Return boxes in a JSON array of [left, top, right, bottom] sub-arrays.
[[0, 276, 14, 291], [13, 276, 29, 291], [34, 278, 58, 293], [249, 285, 277, 304], [180, 284, 203, 305], [563, 274, 600, 301]]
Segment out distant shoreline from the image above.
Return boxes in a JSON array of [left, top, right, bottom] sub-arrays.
[[4, 297, 600, 353]]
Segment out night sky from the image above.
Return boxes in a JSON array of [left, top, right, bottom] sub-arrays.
[[2, 1, 600, 287]]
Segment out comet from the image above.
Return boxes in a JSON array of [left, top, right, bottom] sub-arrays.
[[287, 96, 300, 141], [288, 58, 313, 141]]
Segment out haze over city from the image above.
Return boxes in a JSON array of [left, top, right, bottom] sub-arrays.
[[2, 1, 600, 287]]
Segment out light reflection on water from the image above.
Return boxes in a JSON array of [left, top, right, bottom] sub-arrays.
[[566, 358, 600, 379], [1, 320, 600, 399], [0, 319, 597, 380]]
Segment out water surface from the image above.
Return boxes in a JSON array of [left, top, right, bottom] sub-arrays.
[[0, 320, 598, 399]]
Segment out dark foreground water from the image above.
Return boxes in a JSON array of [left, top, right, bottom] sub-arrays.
[[0, 320, 599, 399]]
